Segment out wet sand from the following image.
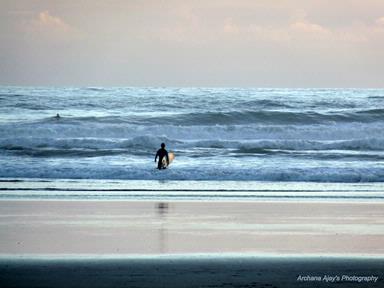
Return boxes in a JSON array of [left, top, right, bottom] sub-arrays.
[[1, 256, 383, 288], [0, 200, 384, 287], [1, 200, 384, 254]]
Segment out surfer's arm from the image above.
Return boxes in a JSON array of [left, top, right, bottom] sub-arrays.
[[155, 151, 159, 162]]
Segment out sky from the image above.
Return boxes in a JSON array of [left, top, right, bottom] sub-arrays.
[[1, 0, 384, 87]]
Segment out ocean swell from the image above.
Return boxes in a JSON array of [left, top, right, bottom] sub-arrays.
[[0, 162, 383, 182]]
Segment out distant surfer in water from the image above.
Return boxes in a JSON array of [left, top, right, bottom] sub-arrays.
[[155, 143, 169, 170], [54, 113, 61, 120]]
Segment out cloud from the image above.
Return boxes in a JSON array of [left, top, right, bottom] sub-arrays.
[[23, 10, 73, 36], [23, 10, 82, 44], [376, 17, 384, 26], [35, 10, 70, 32], [221, 16, 330, 44], [290, 20, 329, 34], [223, 18, 239, 34]]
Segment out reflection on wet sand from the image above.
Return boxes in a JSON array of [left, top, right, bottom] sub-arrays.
[[1, 201, 384, 254], [156, 202, 169, 253]]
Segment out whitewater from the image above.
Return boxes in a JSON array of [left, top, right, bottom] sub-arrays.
[[1, 86, 384, 182]]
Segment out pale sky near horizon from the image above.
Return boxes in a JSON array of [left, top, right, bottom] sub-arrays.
[[1, 0, 384, 87]]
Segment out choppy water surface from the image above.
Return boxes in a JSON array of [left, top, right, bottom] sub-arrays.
[[1, 86, 384, 183]]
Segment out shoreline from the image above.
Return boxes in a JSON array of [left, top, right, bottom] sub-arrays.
[[1, 253, 384, 259], [1, 179, 384, 202]]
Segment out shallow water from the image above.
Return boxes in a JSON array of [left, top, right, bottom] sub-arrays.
[[1, 179, 383, 201]]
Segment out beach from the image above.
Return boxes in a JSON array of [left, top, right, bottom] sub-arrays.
[[1, 200, 384, 255], [1, 198, 384, 287], [1, 256, 383, 288], [2, 0, 384, 285]]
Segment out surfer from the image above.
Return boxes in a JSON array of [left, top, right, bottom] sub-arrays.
[[155, 143, 169, 170], [54, 113, 61, 120]]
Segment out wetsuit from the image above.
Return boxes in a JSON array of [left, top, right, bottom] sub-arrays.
[[155, 148, 169, 169]]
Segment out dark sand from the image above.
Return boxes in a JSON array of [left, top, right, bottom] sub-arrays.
[[0, 256, 383, 288]]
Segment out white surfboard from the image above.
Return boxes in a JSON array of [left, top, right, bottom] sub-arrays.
[[161, 152, 175, 168]]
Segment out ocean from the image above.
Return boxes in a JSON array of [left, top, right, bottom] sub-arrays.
[[0, 86, 383, 200]]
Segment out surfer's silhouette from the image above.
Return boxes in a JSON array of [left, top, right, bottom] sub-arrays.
[[54, 113, 61, 120], [155, 143, 169, 170]]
